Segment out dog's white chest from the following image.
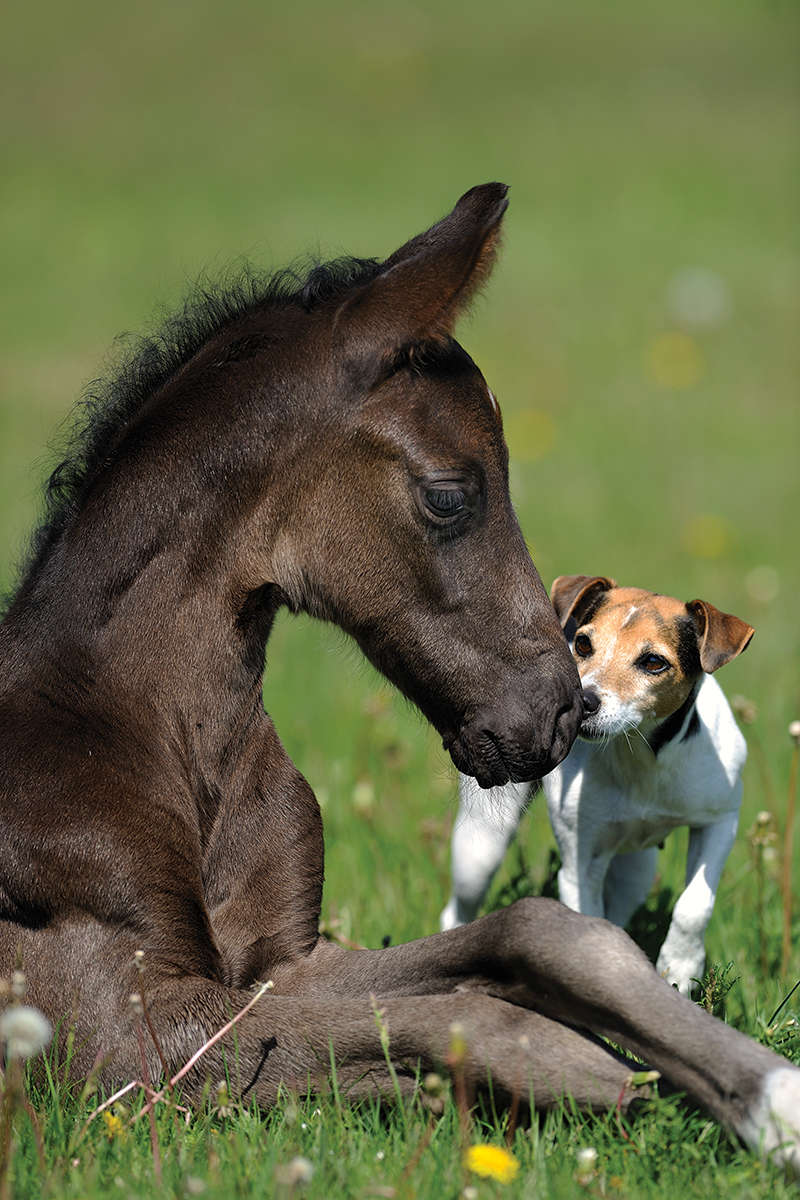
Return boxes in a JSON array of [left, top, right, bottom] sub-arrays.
[[543, 676, 746, 857]]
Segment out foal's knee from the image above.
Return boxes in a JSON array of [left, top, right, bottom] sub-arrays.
[[497, 895, 659, 986]]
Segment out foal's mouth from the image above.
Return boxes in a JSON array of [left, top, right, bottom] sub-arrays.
[[443, 727, 559, 790]]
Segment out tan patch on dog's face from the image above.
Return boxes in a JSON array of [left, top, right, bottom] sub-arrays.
[[572, 588, 700, 725]]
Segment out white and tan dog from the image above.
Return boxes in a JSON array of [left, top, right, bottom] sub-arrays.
[[440, 575, 754, 995]]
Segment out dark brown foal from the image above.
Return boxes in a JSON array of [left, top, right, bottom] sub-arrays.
[[0, 184, 797, 1172]]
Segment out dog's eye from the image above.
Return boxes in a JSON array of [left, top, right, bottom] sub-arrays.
[[640, 653, 670, 674], [574, 633, 592, 658]]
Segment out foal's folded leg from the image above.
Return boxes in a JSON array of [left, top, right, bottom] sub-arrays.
[[278, 899, 800, 1172], [145, 984, 649, 1116]]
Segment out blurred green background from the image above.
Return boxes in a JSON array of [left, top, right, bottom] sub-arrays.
[[1, 1, 798, 956]]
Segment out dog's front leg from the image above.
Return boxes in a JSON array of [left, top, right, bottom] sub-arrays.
[[655, 809, 740, 995], [554, 834, 611, 918], [440, 775, 531, 930]]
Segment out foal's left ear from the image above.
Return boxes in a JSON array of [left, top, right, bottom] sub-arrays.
[[334, 183, 509, 374], [686, 600, 754, 673]]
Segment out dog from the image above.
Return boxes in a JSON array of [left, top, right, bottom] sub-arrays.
[[441, 574, 754, 996]]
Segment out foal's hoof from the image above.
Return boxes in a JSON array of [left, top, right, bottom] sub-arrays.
[[741, 1066, 800, 1177]]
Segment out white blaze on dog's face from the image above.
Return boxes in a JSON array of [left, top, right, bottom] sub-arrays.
[[570, 588, 701, 739], [549, 575, 754, 744]]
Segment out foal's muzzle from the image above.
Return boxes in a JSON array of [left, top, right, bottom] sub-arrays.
[[445, 670, 583, 788]]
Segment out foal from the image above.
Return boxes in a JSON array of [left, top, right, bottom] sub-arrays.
[[0, 184, 797, 1172]]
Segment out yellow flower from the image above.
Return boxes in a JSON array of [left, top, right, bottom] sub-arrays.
[[464, 1143, 520, 1184], [102, 1110, 127, 1142]]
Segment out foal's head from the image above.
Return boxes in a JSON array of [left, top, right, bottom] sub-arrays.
[[11, 184, 582, 787], [236, 184, 582, 783]]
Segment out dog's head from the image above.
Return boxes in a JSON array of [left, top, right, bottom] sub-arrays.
[[549, 575, 754, 742]]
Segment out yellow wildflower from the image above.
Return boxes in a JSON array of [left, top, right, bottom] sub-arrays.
[[464, 1143, 520, 1184], [102, 1110, 127, 1142]]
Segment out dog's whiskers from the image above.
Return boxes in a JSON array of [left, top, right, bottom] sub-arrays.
[[632, 726, 651, 749]]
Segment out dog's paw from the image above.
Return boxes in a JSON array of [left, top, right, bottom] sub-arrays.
[[740, 1066, 800, 1177], [655, 949, 704, 997], [439, 898, 470, 931]]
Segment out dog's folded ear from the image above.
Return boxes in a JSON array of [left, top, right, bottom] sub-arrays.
[[550, 575, 616, 631], [686, 600, 755, 673]]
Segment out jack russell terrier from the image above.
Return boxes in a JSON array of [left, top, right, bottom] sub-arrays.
[[440, 575, 754, 995]]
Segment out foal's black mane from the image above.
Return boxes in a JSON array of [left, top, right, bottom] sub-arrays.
[[10, 255, 383, 604]]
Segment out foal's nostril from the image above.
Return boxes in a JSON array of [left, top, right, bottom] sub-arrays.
[[582, 690, 601, 716]]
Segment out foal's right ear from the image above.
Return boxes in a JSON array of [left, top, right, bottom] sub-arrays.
[[550, 575, 616, 630], [334, 183, 509, 378]]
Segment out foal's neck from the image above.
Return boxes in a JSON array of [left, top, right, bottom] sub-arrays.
[[5, 499, 281, 780]]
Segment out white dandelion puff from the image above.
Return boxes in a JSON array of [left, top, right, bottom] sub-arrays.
[[0, 1005, 52, 1060]]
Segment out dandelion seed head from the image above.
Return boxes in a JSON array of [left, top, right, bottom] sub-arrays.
[[214, 1079, 235, 1118], [731, 695, 757, 725], [0, 1004, 52, 1060], [275, 1155, 314, 1186], [421, 1070, 449, 1114]]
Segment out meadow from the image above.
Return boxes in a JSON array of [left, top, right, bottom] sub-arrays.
[[0, 1, 798, 1195]]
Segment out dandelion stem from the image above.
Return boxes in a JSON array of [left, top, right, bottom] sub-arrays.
[[768, 976, 800, 1026]]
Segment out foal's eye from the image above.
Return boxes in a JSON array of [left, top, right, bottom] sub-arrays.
[[423, 487, 467, 519], [574, 633, 592, 658], [640, 653, 670, 674]]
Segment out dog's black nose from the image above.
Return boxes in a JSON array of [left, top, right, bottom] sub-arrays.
[[582, 689, 601, 716]]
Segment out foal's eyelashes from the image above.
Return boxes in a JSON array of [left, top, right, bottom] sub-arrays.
[[413, 472, 484, 530], [422, 485, 467, 518]]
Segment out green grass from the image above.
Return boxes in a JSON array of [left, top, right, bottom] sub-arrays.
[[5, 1076, 800, 1200], [1, 0, 798, 1195]]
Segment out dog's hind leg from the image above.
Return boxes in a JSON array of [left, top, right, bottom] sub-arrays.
[[602, 848, 658, 928]]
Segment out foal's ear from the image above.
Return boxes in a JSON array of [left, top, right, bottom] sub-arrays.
[[334, 183, 509, 373], [686, 599, 754, 673], [550, 575, 616, 630]]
